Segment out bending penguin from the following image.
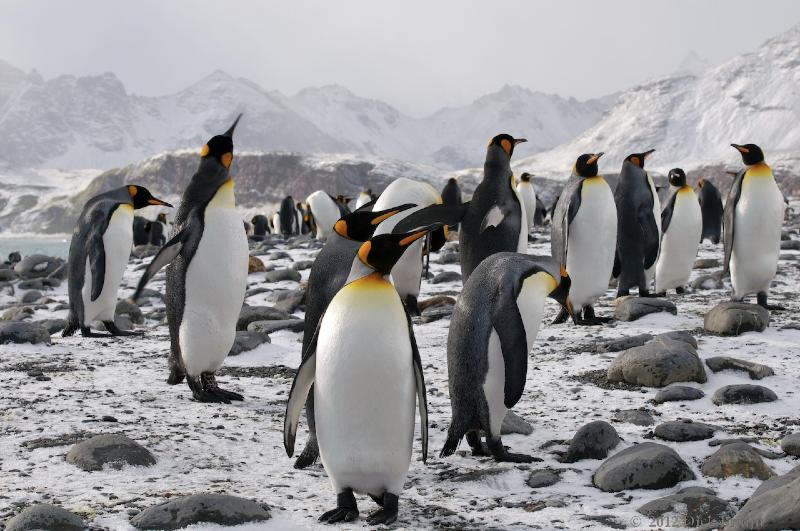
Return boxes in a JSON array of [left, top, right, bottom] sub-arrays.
[[284, 224, 438, 525], [696, 178, 723, 244], [440, 253, 572, 462], [305, 191, 344, 241], [133, 114, 249, 402], [516, 172, 537, 237], [551, 153, 617, 325], [655, 168, 701, 295], [63, 185, 172, 337], [613, 150, 660, 297], [725, 143, 786, 310]]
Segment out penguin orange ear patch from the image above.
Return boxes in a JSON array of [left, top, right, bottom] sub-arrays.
[[630, 156, 640, 167], [560, 264, 568, 277], [500, 139, 512, 155], [128, 185, 138, 198], [221, 152, 233, 168], [200, 144, 210, 157], [357, 241, 372, 265]]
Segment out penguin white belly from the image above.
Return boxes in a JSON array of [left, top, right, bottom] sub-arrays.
[[512, 181, 529, 253], [655, 190, 701, 292], [179, 184, 248, 377], [565, 179, 617, 310], [81, 204, 133, 323], [516, 182, 536, 233], [390, 239, 423, 301], [645, 175, 662, 286], [315, 276, 415, 496], [731, 176, 784, 297], [271, 213, 282, 234], [355, 193, 371, 209], [306, 191, 341, 240]]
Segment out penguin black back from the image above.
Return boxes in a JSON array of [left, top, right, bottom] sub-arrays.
[[696, 179, 723, 244], [441, 178, 462, 231], [279, 196, 296, 236]]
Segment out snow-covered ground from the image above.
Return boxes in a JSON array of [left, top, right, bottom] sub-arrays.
[[1, 215, 799, 530]]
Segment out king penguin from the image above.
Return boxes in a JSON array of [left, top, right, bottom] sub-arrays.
[[516, 172, 537, 237], [551, 153, 617, 325], [63, 186, 173, 337], [440, 177, 462, 232], [613, 150, 660, 297], [725, 143, 786, 310], [251, 214, 269, 238], [284, 225, 437, 525], [440, 253, 571, 462], [355, 188, 373, 209], [133, 114, 249, 402], [292, 200, 416, 469], [696, 178, 723, 244], [279, 195, 297, 236], [654, 168, 702, 295], [305, 191, 344, 241], [147, 212, 169, 247]]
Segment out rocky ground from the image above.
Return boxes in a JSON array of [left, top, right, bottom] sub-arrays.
[[1, 204, 799, 530]]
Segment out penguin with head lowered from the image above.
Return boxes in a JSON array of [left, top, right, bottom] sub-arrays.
[[654, 168, 701, 295], [133, 114, 249, 402], [305, 191, 344, 241], [441, 253, 572, 462], [613, 149, 660, 297], [284, 224, 438, 525], [516, 172, 537, 237], [696, 178, 723, 244], [725, 143, 786, 310], [551, 152, 617, 325], [291, 200, 416, 469], [63, 186, 172, 337]]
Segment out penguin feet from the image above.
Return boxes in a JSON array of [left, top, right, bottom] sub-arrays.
[[319, 489, 358, 524], [187, 377, 230, 403], [757, 293, 785, 311], [551, 307, 570, 325], [102, 321, 143, 337], [80, 326, 112, 338], [294, 438, 320, 469], [201, 373, 244, 401], [366, 493, 399, 526], [488, 436, 540, 463], [466, 431, 491, 456], [167, 366, 186, 385], [675, 287, 686, 295]]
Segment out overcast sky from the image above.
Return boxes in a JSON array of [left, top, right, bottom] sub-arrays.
[[2, 0, 800, 116]]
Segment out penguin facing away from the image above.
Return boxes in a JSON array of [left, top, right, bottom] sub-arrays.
[[440, 253, 572, 462], [516, 172, 537, 236], [63, 185, 173, 337], [279, 195, 297, 236], [613, 149, 660, 297], [551, 152, 617, 325], [251, 214, 269, 237], [147, 212, 169, 246], [725, 143, 786, 310], [284, 224, 438, 525], [133, 114, 249, 403], [440, 177, 462, 231], [654, 168, 702, 295], [696, 178, 723, 244], [292, 200, 416, 470], [132, 216, 150, 246]]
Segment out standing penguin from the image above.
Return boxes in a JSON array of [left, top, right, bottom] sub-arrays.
[[133, 115, 249, 402], [440, 178, 462, 232], [251, 214, 269, 237], [355, 189, 373, 209], [147, 213, 169, 247], [279, 195, 297, 236], [63, 186, 172, 337], [132, 216, 150, 246], [284, 225, 436, 525], [642, 153, 662, 289], [551, 153, 617, 325], [440, 253, 571, 462], [725, 144, 786, 310], [270, 212, 282, 235], [305, 191, 344, 241], [696, 178, 723, 244], [613, 150, 660, 297], [655, 169, 702, 295], [516, 173, 537, 236]]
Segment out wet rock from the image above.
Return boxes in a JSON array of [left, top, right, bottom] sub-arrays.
[[638, 487, 734, 527], [595, 334, 653, 353], [229, 331, 271, 356], [653, 385, 705, 404], [614, 297, 677, 322], [694, 258, 720, 269], [271, 289, 305, 313], [2, 306, 34, 321], [561, 421, 620, 463], [0, 321, 51, 344], [5, 503, 86, 531], [35, 318, 68, 334], [711, 384, 777, 405], [66, 434, 155, 471], [431, 271, 462, 284], [0, 268, 17, 281], [264, 268, 301, 283], [607, 336, 706, 387], [501, 410, 533, 435], [131, 244, 160, 259], [14, 254, 63, 278], [237, 305, 291, 330], [527, 469, 561, 488], [704, 302, 769, 336], [247, 319, 304, 334], [612, 409, 655, 426], [116, 300, 144, 324], [418, 295, 456, 312], [248, 256, 266, 273], [780, 433, 800, 457], [130, 494, 270, 530], [291, 260, 314, 271], [725, 475, 800, 531], [654, 420, 718, 442], [691, 275, 724, 290], [705, 356, 774, 380], [20, 290, 42, 303], [701, 442, 774, 480], [593, 442, 695, 492]]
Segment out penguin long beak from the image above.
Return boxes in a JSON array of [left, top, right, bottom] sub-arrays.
[[731, 144, 749, 154], [224, 113, 243, 137], [514, 138, 528, 145], [148, 198, 173, 208], [642, 149, 656, 158], [586, 152, 605, 165]]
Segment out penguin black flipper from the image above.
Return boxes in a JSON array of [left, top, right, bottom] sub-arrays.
[[723, 170, 745, 274], [284, 318, 323, 457], [551, 179, 583, 266], [392, 202, 470, 234], [492, 287, 528, 409], [85, 205, 115, 301], [660, 190, 679, 236], [640, 208, 661, 270], [404, 307, 428, 462]]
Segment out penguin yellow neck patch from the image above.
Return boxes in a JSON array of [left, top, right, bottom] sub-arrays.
[[745, 162, 771, 178], [200, 144, 210, 157]]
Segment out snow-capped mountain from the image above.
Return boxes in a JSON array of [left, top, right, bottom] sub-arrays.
[[514, 22, 800, 179]]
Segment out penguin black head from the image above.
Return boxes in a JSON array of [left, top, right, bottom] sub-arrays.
[[520, 172, 533, 183], [731, 144, 764, 165], [668, 168, 687, 187], [357, 224, 442, 274], [126, 185, 173, 210], [334, 203, 416, 242], [574, 153, 604, 178], [624, 149, 655, 169], [548, 264, 574, 321], [487, 134, 527, 158], [200, 114, 242, 169]]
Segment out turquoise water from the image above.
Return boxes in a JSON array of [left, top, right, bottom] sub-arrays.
[[0, 236, 71, 259]]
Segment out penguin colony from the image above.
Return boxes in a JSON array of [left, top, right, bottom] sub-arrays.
[[62, 110, 786, 525]]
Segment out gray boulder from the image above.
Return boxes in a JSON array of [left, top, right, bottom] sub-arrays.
[[5, 503, 85, 531], [228, 331, 271, 356], [701, 442, 774, 480], [614, 297, 677, 322], [594, 334, 654, 353], [501, 410, 533, 436], [0, 268, 17, 281], [593, 442, 695, 492], [526, 469, 561, 488], [751, 464, 800, 498], [431, 271, 462, 284], [561, 421, 620, 463], [270, 289, 305, 313], [653, 385, 705, 404], [711, 384, 777, 405], [2, 306, 34, 321], [35, 318, 68, 335], [0, 322, 51, 344], [116, 299, 144, 324], [20, 290, 42, 303], [66, 434, 155, 471], [237, 305, 291, 330], [724, 476, 800, 531], [705, 356, 774, 380], [780, 433, 800, 457], [638, 486, 735, 527], [612, 409, 655, 426], [694, 258, 720, 269], [130, 494, 270, 530], [436, 251, 460, 264], [654, 420, 717, 442], [607, 336, 706, 387], [291, 260, 314, 271], [14, 254, 63, 278], [419, 304, 453, 323], [691, 275, 724, 290], [247, 319, 304, 334], [131, 245, 160, 259], [264, 268, 301, 283], [704, 302, 769, 336]]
